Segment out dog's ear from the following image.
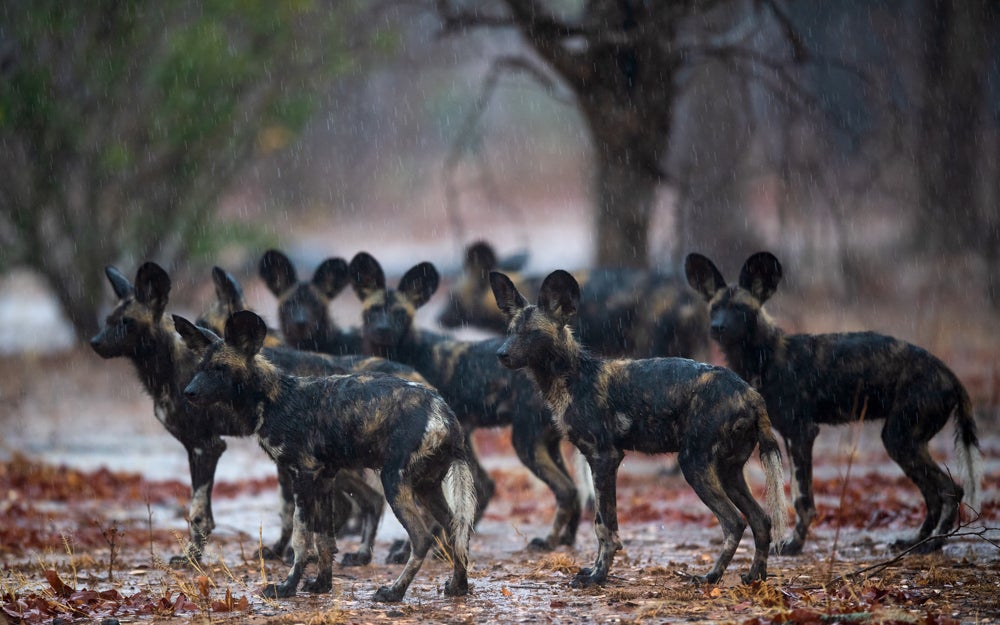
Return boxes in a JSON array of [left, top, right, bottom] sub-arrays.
[[684, 253, 727, 301], [224, 310, 268, 359], [348, 252, 386, 301], [212, 267, 246, 313], [738, 252, 783, 303], [135, 262, 171, 321], [259, 249, 298, 297], [489, 271, 528, 323], [173, 314, 219, 353], [398, 262, 439, 309], [312, 257, 350, 299], [105, 266, 134, 300], [464, 241, 498, 282], [537, 270, 580, 325]]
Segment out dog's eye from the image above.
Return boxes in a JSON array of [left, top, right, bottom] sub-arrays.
[[121, 317, 136, 330]]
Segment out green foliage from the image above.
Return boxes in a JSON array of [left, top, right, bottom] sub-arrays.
[[0, 0, 375, 338]]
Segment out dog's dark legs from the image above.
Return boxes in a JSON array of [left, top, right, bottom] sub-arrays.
[[720, 457, 772, 583], [883, 419, 959, 553], [375, 471, 434, 602], [171, 437, 226, 566], [512, 424, 580, 550], [680, 453, 746, 584], [334, 471, 384, 567], [262, 498, 310, 598], [779, 428, 818, 555], [416, 478, 469, 597], [571, 449, 623, 588]]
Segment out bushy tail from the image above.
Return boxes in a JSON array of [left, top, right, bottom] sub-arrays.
[[444, 458, 477, 568], [756, 404, 789, 547], [953, 388, 983, 513]]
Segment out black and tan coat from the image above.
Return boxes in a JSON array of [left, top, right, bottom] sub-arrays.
[[177, 310, 476, 603], [438, 240, 709, 359], [685, 251, 983, 554], [349, 252, 582, 551], [490, 269, 788, 588]]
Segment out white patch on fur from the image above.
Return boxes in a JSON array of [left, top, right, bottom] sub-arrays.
[[545, 378, 573, 437], [411, 401, 450, 465], [153, 402, 168, 426], [956, 440, 984, 513], [614, 411, 632, 436]]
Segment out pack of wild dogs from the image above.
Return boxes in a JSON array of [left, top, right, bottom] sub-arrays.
[[89, 241, 984, 603]]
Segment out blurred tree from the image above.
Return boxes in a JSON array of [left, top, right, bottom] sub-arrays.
[[432, 0, 812, 269], [0, 0, 374, 339]]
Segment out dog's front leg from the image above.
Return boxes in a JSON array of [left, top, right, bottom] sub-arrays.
[[572, 448, 624, 588], [262, 492, 310, 598], [171, 437, 226, 566]]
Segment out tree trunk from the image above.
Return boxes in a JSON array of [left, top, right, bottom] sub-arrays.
[[590, 145, 659, 268]]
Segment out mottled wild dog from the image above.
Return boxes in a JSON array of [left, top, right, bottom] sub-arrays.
[[89, 263, 386, 566], [490, 270, 788, 587], [349, 252, 582, 551], [438, 240, 709, 359], [177, 310, 476, 602], [198, 264, 442, 564], [685, 251, 983, 554], [259, 249, 363, 354]]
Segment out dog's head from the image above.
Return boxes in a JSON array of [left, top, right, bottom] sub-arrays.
[[490, 269, 579, 371], [177, 310, 269, 409], [90, 262, 171, 359], [259, 249, 349, 350], [349, 252, 438, 355], [684, 251, 783, 348]]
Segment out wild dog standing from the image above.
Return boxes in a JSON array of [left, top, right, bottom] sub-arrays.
[[89, 263, 385, 566], [177, 310, 476, 602], [685, 251, 983, 554], [199, 264, 439, 564], [490, 270, 788, 587], [259, 249, 363, 354], [349, 252, 582, 551], [438, 240, 709, 360]]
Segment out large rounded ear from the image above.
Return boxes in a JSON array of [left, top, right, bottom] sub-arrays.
[[224, 310, 268, 358], [464, 241, 498, 282], [738, 252, 783, 303], [398, 262, 439, 309], [684, 253, 727, 301], [537, 270, 580, 325], [348, 252, 386, 300], [489, 271, 528, 322], [212, 266, 246, 313], [135, 262, 171, 320], [173, 314, 219, 353], [312, 257, 350, 299], [105, 266, 134, 300], [259, 249, 298, 297]]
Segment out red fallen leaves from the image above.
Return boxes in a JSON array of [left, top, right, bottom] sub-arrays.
[[1, 569, 247, 623]]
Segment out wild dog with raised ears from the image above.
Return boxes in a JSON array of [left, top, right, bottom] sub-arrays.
[[198, 264, 439, 565], [176, 310, 476, 602], [259, 249, 363, 355], [685, 251, 983, 555], [89, 262, 387, 567], [438, 240, 709, 360], [349, 252, 582, 552], [489, 269, 788, 587]]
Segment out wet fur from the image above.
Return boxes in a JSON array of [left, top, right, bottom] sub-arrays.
[[685, 251, 983, 554], [490, 269, 788, 587], [178, 310, 475, 602]]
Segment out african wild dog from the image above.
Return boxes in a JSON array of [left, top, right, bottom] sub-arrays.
[[259, 249, 363, 354], [438, 240, 709, 360], [685, 251, 983, 554], [198, 264, 436, 565], [89, 262, 389, 567], [349, 252, 582, 552], [490, 269, 788, 587], [176, 310, 476, 602]]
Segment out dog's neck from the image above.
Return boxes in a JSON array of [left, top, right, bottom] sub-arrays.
[[719, 314, 786, 387], [525, 326, 585, 405]]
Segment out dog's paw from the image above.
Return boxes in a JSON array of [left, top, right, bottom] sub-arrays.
[[373, 585, 405, 602], [527, 537, 554, 551], [443, 577, 469, 597], [570, 568, 605, 588], [302, 576, 332, 594], [261, 581, 296, 599]]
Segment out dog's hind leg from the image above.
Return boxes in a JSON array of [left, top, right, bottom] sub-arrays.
[[334, 470, 384, 567], [375, 471, 434, 602], [512, 423, 580, 550], [780, 426, 819, 555], [720, 457, 771, 583], [680, 452, 746, 585]]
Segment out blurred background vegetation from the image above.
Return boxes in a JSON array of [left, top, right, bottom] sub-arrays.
[[1, 0, 998, 341]]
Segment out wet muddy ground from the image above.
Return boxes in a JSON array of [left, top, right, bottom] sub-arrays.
[[2, 347, 999, 624]]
